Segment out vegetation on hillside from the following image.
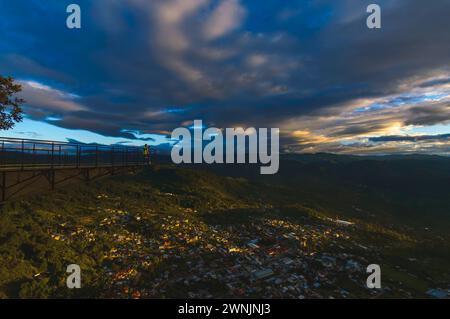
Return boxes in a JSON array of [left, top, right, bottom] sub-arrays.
[[0, 159, 449, 298]]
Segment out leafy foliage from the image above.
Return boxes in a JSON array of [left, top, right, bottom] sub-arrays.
[[0, 75, 24, 130]]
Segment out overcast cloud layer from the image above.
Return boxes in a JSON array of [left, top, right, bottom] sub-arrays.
[[1, 0, 450, 154]]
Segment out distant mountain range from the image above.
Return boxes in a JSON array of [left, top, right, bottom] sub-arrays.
[[181, 153, 450, 233]]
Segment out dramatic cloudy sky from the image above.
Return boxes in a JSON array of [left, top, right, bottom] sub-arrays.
[[1, 0, 450, 154]]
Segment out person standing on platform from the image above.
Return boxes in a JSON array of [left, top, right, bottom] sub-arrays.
[[143, 144, 150, 165]]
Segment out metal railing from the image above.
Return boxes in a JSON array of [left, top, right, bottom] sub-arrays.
[[0, 137, 146, 170]]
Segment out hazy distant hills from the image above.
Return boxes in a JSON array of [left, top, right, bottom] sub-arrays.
[[188, 153, 450, 233]]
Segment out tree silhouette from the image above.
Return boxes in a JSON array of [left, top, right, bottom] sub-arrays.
[[0, 75, 24, 130]]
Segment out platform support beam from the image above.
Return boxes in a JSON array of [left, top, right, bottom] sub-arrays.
[[1, 171, 6, 202]]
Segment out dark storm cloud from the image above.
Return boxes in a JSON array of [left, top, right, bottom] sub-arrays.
[[1, 0, 450, 149], [405, 104, 450, 126], [419, 78, 450, 88], [369, 134, 450, 143], [330, 123, 390, 137]]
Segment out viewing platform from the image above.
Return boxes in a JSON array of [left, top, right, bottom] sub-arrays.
[[0, 137, 146, 202]]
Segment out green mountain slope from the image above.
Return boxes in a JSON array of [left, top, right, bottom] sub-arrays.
[[0, 158, 449, 298]]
